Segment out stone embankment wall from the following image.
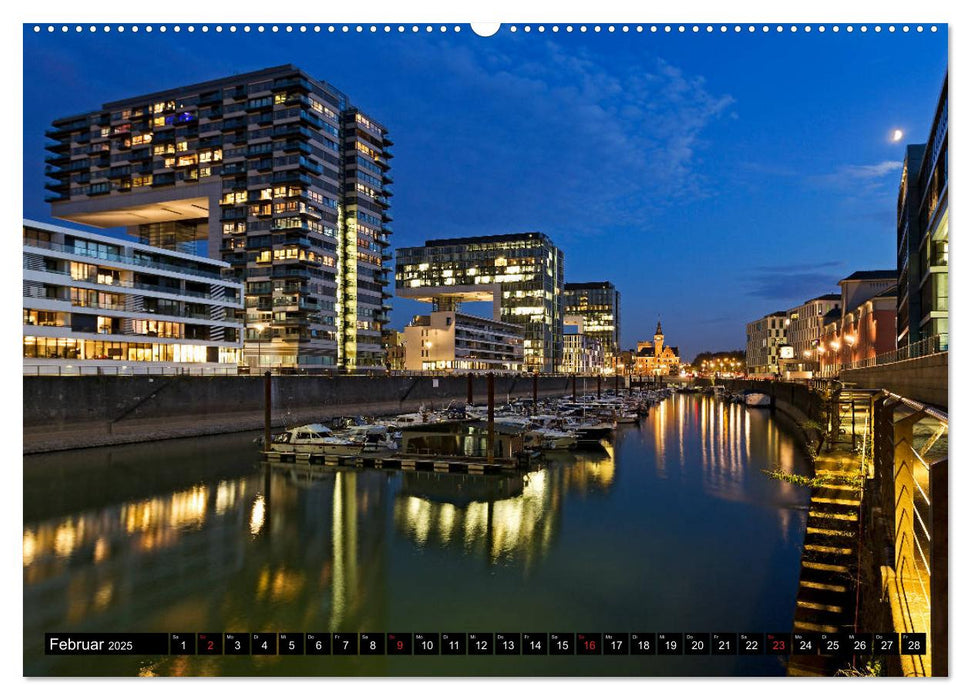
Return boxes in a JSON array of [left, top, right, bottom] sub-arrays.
[[840, 352, 947, 410], [23, 374, 579, 453]]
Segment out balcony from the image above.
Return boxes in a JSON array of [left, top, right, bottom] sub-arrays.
[[198, 90, 223, 105], [22, 237, 225, 281]]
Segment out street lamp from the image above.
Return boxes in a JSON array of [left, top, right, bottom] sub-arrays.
[[253, 323, 266, 371], [844, 334, 856, 365]]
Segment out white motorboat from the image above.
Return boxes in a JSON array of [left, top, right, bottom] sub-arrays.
[[269, 424, 366, 456], [744, 392, 772, 407], [342, 424, 398, 452], [524, 427, 578, 451]]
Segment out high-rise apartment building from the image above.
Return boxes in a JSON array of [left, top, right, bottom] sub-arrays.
[[563, 282, 620, 367], [896, 72, 948, 349], [395, 233, 565, 372], [44, 65, 393, 372]]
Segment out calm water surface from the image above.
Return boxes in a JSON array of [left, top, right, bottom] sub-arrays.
[[24, 395, 812, 676]]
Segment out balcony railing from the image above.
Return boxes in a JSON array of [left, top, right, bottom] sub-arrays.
[[843, 334, 947, 371], [23, 237, 226, 281]]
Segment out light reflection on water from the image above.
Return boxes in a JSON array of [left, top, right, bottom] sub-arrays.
[[24, 395, 811, 677]]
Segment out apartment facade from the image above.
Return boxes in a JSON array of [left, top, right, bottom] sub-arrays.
[[44, 64, 392, 372], [395, 233, 565, 372], [403, 311, 524, 373], [896, 73, 948, 348], [745, 311, 788, 376], [381, 329, 406, 371], [563, 282, 620, 367], [784, 293, 841, 373], [23, 220, 243, 374]]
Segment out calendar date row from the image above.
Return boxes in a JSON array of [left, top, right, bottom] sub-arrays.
[[46, 632, 926, 656]]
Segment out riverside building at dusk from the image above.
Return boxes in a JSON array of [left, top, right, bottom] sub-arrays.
[[745, 311, 788, 376], [563, 282, 620, 368], [896, 72, 948, 350], [395, 233, 564, 372], [23, 219, 243, 374], [43, 64, 393, 372], [783, 294, 842, 375], [402, 310, 524, 373]]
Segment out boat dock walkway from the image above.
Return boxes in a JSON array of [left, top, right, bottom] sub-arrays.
[[262, 450, 532, 474]]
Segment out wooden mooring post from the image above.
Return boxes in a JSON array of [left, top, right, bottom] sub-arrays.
[[487, 372, 495, 465], [597, 374, 602, 399], [572, 374, 577, 401], [467, 372, 474, 406], [532, 372, 538, 415], [263, 370, 272, 449]]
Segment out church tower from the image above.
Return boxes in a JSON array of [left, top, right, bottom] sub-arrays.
[[654, 319, 664, 357]]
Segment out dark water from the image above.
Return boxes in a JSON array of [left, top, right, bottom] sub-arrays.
[[23, 395, 812, 676]]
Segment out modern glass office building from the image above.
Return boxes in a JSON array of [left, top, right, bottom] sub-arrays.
[[896, 72, 948, 349], [395, 233, 564, 373], [44, 65, 393, 372], [23, 220, 243, 374], [563, 282, 620, 367]]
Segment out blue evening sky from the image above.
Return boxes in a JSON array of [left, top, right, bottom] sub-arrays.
[[22, 25, 947, 360]]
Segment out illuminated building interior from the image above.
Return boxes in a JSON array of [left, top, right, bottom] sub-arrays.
[[23, 220, 243, 373], [45, 65, 393, 372], [563, 282, 620, 370], [396, 233, 564, 373]]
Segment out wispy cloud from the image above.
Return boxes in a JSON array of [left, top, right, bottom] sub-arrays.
[[746, 261, 844, 301], [834, 160, 901, 179], [390, 38, 734, 237], [807, 160, 902, 193], [754, 261, 843, 273]]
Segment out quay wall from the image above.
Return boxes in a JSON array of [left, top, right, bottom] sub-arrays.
[[23, 374, 583, 453], [697, 379, 825, 456], [840, 351, 948, 410]]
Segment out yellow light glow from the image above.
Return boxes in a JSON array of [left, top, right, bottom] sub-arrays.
[[250, 495, 266, 536]]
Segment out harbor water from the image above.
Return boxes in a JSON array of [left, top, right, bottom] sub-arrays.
[[23, 394, 812, 676]]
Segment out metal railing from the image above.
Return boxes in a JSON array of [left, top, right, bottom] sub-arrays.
[[23, 363, 241, 377], [844, 335, 947, 371], [871, 390, 947, 676], [24, 237, 226, 281]]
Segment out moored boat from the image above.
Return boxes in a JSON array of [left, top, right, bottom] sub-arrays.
[[268, 424, 368, 456], [744, 392, 772, 407]]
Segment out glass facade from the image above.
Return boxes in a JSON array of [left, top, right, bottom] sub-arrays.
[[563, 282, 620, 366], [23, 221, 243, 373], [45, 65, 392, 372], [896, 73, 948, 349], [396, 233, 564, 373]]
